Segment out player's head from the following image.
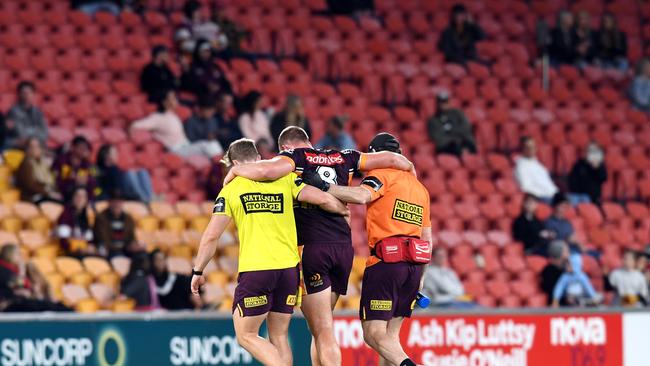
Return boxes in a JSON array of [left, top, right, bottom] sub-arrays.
[[223, 138, 261, 166], [368, 132, 401, 154], [278, 126, 311, 151]]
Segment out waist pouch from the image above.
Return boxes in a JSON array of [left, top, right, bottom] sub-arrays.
[[374, 236, 432, 264]]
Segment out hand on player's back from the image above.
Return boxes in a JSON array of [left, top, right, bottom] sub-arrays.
[[297, 167, 330, 191]]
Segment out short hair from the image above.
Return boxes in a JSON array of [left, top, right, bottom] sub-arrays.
[[16, 80, 35, 94], [0, 243, 17, 262], [72, 135, 91, 148], [548, 240, 567, 260], [520, 135, 533, 148], [551, 192, 568, 207], [151, 45, 168, 58], [278, 126, 309, 148], [223, 138, 258, 166]]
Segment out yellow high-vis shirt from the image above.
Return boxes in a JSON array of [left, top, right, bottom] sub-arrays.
[[212, 173, 305, 272]]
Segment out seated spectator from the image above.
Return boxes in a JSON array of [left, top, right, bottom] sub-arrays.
[[96, 144, 153, 203], [237, 90, 272, 146], [0, 244, 70, 312], [52, 136, 97, 202], [180, 40, 232, 97], [540, 240, 569, 305], [140, 45, 178, 103], [270, 95, 312, 151], [94, 190, 145, 258], [15, 137, 62, 203], [437, 4, 485, 64], [314, 116, 357, 151], [174, 29, 196, 74], [427, 91, 477, 157], [595, 13, 628, 71], [544, 193, 581, 251], [549, 11, 577, 66], [205, 161, 224, 199], [552, 253, 600, 307], [56, 187, 95, 257], [130, 89, 223, 158], [180, 0, 228, 52], [629, 57, 650, 112], [72, 0, 121, 15], [214, 93, 241, 148], [421, 248, 473, 307], [151, 249, 201, 310], [568, 142, 607, 205], [5, 81, 48, 149], [120, 253, 160, 310], [184, 95, 218, 142], [514, 136, 558, 202], [608, 250, 648, 307], [573, 11, 596, 67], [512, 194, 554, 255]]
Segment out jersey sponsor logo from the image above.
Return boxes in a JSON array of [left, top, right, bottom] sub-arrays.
[[392, 199, 423, 226], [239, 193, 284, 214], [304, 152, 344, 166], [361, 176, 383, 192], [308, 273, 324, 288], [213, 197, 226, 213], [370, 300, 392, 311], [286, 294, 297, 306], [243, 296, 268, 308]]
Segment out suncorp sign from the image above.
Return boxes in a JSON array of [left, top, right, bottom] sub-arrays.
[[1, 337, 93, 366]]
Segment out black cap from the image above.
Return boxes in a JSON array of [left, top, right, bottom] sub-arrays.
[[551, 192, 568, 207], [368, 132, 401, 154]]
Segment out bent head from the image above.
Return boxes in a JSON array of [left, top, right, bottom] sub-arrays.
[[224, 138, 261, 166], [278, 126, 312, 152], [368, 132, 401, 154]]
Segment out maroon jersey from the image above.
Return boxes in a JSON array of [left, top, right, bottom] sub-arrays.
[[279, 148, 363, 246]]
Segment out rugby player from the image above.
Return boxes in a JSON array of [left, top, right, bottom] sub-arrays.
[[223, 127, 415, 366], [190, 138, 349, 366], [301, 132, 431, 366]]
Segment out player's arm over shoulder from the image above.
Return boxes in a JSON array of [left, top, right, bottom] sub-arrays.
[[359, 151, 415, 174], [328, 169, 388, 205], [225, 155, 294, 183], [293, 175, 349, 216]]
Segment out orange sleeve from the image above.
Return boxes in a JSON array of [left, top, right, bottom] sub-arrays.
[[360, 170, 387, 201], [358, 153, 368, 171], [278, 155, 296, 171]]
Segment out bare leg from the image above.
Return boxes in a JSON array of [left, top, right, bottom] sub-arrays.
[[302, 288, 341, 366], [233, 311, 285, 366], [267, 311, 293, 366], [362, 318, 409, 366]]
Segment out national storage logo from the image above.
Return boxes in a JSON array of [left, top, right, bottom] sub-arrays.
[[240, 193, 284, 214]]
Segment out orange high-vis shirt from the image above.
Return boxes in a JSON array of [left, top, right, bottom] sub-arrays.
[[360, 168, 431, 266]]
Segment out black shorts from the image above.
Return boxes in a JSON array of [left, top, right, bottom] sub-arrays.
[[302, 244, 354, 295]]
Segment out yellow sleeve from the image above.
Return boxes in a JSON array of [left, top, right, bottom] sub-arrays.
[[288, 173, 306, 199], [212, 185, 232, 217]]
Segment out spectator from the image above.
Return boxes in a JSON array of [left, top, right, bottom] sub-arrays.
[[205, 161, 224, 199], [595, 13, 628, 71], [629, 57, 650, 112], [608, 250, 648, 307], [544, 193, 581, 251], [237, 90, 272, 146], [52, 136, 97, 202], [552, 253, 600, 307], [0, 244, 70, 312], [514, 136, 558, 202], [120, 253, 160, 310], [573, 11, 596, 67], [549, 11, 577, 66], [94, 190, 144, 258], [270, 95, 312, 150], [180, 40, 232, 97], [15, 137, 62, 203], [184, 95, 218, 142], [512, 194, 554, 255], [130, 89, 223, 158], [314, 116, 357, 151], [56, 187, 95, 257], [421, 248, 472, 307], [568, 142, 607, 205], [72, 0, 121, 15], [541, 240, 570, 305], [427, 91, 477, 157], [5, 81, 48, 149], [438, 4, 485, 64], [150, 250, 201, 310], [180, 0, 228, 51], [140, 45, 178, 103], [174, 29, 196, 74], [96, 144, 154, 203], [214, 92, 241, 148]]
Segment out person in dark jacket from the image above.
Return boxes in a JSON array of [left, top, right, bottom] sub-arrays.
[[120, 253, 160, 310], [595, 13, 628, 71], [180, 40, 232, 97], [140, 45, 178, 103], [573, 11, 597, 67], [94, 190, 144, 258], [5, 81, 48, 149], [151, 249, 201, 310], [437, 4, 485, 64], [540, 240, 569, 306], [568, 142, 607, 205], [52, 136, 98, 202], [427, 91, 477, 157], [56, 187, 95, 257], [270, 95, 312, 151], [96, 144, 153, 203], [549, 11, 577, 66], [512, 194, 554, 255], [184, 95, 218, 142], [213, 92, 241, 148]]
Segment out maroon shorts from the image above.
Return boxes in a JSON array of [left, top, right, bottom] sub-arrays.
[[359, 261, 424, 321], [233, 266, 299, 317], [302, 244, 354, 295]]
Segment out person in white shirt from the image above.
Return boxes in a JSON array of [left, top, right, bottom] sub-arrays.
[[514, 136, 558, 202], [609, 250, 648, 307], [130, 90, 223, 159], [421, 248, 468, 306]]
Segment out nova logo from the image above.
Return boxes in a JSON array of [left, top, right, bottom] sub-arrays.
[[550, 317, 606, 346]]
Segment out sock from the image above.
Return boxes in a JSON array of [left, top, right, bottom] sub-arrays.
[[400, 359, 416, 366]]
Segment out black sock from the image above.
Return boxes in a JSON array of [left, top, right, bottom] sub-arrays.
[[400, 359, 416, 366]]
